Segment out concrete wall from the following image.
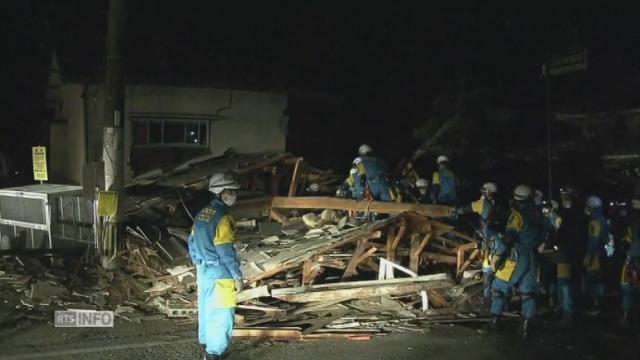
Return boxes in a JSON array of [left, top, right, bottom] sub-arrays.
[[49, 84, 87, 184], [49, 84, 288, 184]]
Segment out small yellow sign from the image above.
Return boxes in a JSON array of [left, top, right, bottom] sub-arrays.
[[32, 146, 48, 181], [97, 191, 119, 217]]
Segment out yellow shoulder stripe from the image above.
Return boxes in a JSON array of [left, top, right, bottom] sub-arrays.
[[213, 215, 236, 245], [471, 199, 484, 215], [507, 210, 524, 232], [432, 172, 440, 185], [588, 220, 602, 237]]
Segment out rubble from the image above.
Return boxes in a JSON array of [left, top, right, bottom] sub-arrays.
[[0, 151, 487, 339]]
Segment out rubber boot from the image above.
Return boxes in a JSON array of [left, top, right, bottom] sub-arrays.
[[521, 319, 531, 340]]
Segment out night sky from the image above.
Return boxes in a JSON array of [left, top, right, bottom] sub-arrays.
[[3, 1, 640, 192]]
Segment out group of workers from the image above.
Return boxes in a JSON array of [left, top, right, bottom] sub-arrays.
[[339, 144, 640, 339], [186, 146, 640, 358]]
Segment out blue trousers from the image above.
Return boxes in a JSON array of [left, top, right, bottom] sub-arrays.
[[197, 266, 235, 356], [622, 283, 638, 311], [368, 178, 392, 202], [585, 270, 605, 304], [491, 269, 537, 320], [556, 262, 574, 314], [482, 267, 494, 299], [621, 260, 640, 311]]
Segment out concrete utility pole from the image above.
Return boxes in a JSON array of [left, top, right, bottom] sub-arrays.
[[102, 0, 127, 267]]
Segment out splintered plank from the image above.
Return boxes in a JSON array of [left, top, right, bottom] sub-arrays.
[[410, 233, 432, 273], [271, 275, 453, 303], [422, 252, 457, 265], [240, 217, 397, 282], [233, 327, 302, 338], [270, 196, 453, 218], [457, 248, 481, 278], [426, 290, 450, 308], [342, 239, 370, 279], [236, 285, 271, 302], [302, 310, 348, 335], [287, 157, 304, 197], [302, 258, 320, 285]]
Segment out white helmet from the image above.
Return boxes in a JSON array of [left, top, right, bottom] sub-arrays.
[[437, 155, 450, 164], [308, 183, 320, 193], [416, 178, 429, 189], [352, 157, 363, 166], [481, 182, 498, 194], [586, 195, 603, 209], [358, 144, 373, 156], [632, 199, 640, 210], [513, 184, 533, 200], [208, 173, 240, 194]]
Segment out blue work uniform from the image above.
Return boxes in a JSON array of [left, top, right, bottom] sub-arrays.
[[621, 218, 640, 311], [346, 167, 363, 200], [358, 156, 393, 202], [583, 210, 608, 305], [431, 167, 457, 205], [491, 201, 543, 320], [188, 198, 242, 357], [465, 197, 497, 299]]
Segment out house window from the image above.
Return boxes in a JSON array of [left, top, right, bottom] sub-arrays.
[[132, 119, 208, 146]]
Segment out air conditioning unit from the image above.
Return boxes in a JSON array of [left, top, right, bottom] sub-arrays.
[[0, 184, 94, 253]]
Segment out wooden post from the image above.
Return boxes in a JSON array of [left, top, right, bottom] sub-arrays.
[[385, 227, 396, 261], [287, 157, 303, 197], [342, 239, 369, 279], [457, 248, 480, 278], [410, 233, 432, 273]]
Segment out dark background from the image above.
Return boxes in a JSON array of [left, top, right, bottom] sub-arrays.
[[2, 1, 640, 197]]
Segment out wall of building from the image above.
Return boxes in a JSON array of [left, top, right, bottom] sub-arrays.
[[49, 84, 87, 184], [49, 83, 288, 184]]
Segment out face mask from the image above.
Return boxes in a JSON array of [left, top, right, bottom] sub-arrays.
[[221, 191, 237, 206]]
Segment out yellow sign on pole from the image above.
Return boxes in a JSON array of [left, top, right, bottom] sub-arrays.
[[97, 191, 119, 217], [32, 146, 48, 182]]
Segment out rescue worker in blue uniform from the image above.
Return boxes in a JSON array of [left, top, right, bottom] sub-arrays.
[[188, 173, 244, 359], [356, 144, 394, 202], [554, 185, 586, 321], [456, 182, 498, 299], [538, 200, 569, 322], [620, 197, 640, 326], [490, 185, 543, 339], [431, 155, 458, 206], [583, 195, 608, 315], [415, 178, 432, 204], [337, 166, 360, 199]]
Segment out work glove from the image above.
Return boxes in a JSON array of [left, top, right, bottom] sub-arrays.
[[234, 278, 245, 293]]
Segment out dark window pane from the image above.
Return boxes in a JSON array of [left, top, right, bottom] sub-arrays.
[[164, 122, 184, 143], [133, 122, 148, 145], [149, 122, 162, 144], [199, 124, 207, 145], [186, 124, 199, 144]]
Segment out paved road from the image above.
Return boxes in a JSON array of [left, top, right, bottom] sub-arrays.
[[0, 317, 638, 360]]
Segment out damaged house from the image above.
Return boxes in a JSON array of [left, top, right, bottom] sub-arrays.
[[44, 51, 289, 185]]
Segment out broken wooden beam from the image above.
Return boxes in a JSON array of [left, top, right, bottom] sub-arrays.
[[271, 274, 453, 303], [410, 233, 432, 273], [287, 157, 304, 197], [233, 327, 302, 338], [270, 196, 453, 218], [236, 285, 270, 303]]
